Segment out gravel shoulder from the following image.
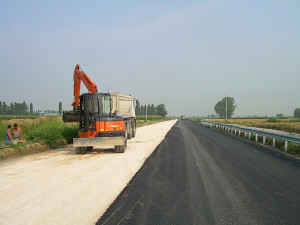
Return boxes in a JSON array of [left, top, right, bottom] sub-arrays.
[[0, 120, 177, 225]]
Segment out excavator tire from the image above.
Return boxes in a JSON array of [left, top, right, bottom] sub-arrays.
[[114, 137, 127, 153], [75, 147, 92, 154]]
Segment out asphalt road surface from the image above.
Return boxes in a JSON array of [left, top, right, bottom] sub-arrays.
[[96, 120, 300, 225]]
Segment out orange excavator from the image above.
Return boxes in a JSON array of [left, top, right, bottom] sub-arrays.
[[63, 64, 136, 154]]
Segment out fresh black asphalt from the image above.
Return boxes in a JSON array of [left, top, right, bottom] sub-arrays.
[[96, 120, 300, 225]]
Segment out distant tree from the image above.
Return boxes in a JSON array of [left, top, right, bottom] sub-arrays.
[[0, 101, 2, 115], [21, 101, 28, 114], [2, 102, 8, 115], [294, 108, 300, 118], [156, 104, 167, 117], [150, 104, 156, 115], [276, 113, 283, 118], [214, 97, 236, 119], [135, 100, 140, 115], [59, 102, 62, 115], [10, 102, 14, 115], [147, 104, 151, 115], [30, 103, 33, 115]]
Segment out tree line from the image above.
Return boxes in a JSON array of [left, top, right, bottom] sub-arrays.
[[0, 101, 63, 115], [135, 100, 168, 117], [0, 101, 31, 115]]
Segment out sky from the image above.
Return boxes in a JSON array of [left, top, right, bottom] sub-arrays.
[[0, 0, 300, 117]]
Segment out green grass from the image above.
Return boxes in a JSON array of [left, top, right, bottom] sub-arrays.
[[136, 115, 170, 126], [0, 115, 39, 121], [186, 118, 203, 123], [25, 120, 78, 146], [0, 116, 78, 146], [136, 115, 168, 121]]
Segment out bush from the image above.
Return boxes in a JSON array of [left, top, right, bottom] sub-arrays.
[[26, 120, 77, 145], [267, 118, 280, 123]]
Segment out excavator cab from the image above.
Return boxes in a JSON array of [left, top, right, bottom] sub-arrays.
[[78, 93, 126, 139], [79, 93, 109, 132]]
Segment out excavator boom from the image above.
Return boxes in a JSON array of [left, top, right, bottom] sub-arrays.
[[63, 64, 98, 122], [72, 64, 98, 110]]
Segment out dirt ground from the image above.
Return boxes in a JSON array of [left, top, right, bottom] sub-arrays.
[[0, 120, 177, 225]]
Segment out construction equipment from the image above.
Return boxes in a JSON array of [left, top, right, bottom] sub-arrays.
[[63, 64, 136, 153]]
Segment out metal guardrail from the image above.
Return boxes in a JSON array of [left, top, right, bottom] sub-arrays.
[[201, 120, 300, 152]]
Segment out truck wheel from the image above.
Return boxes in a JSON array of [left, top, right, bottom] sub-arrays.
[[132, 122, 136, 138], [127, 123, 132, 139]]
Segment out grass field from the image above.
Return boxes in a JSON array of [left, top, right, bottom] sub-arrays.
[[0, 115, 77, 146], [205, 118, 300, 134]]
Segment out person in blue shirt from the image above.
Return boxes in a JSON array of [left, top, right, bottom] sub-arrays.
[[5, 125, 12, 144]]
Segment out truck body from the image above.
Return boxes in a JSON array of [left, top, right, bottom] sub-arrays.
[[63, 65, 136, 153]]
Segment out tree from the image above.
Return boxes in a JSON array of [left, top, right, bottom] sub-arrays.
[[10, 102, 14, 115], [294, 108, 300, 118], [0, 101, 2, 115], [135, 100, 140, 115], [59, 102, 62, 115], [214, 97, 236, 119], [150, 104, 156, 115], [30, 103, 33, 115], [3, 102, 8, 115], [156, 104, 167, 117]]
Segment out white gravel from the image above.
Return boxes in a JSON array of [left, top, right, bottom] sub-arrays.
[[0, 120, 177, 225]]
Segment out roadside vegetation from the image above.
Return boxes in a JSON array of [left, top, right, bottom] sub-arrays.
[[0, 116, 78, 160], [0, 116, 77, 145], [205, 118, 300, 134], [136, 115, 171, 126]]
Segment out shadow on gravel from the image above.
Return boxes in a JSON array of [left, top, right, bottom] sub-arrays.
[[66, 147, 116, 155]]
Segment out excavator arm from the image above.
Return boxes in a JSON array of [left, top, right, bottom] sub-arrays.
[[72, 64, 98, 110], [63, 64, 98, 122]]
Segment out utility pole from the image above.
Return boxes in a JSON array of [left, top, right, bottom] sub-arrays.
[[146, 104, 147, 121], [226, 96, 228, 120]]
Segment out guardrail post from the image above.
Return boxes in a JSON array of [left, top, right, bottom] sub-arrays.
[[284, 141, 288, 152], [244, 132, 247, 138], [273, 138, 276, 148], [235, 129, 237, 135], [263, 136, 266, 144], [255, 134, 258, 143], [249, 132, 251, 140], [239, 130, 241, 136]]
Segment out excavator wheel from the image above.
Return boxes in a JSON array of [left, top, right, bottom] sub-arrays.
[[75, 147, 92, 154], [114, 136, 127, 153]]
